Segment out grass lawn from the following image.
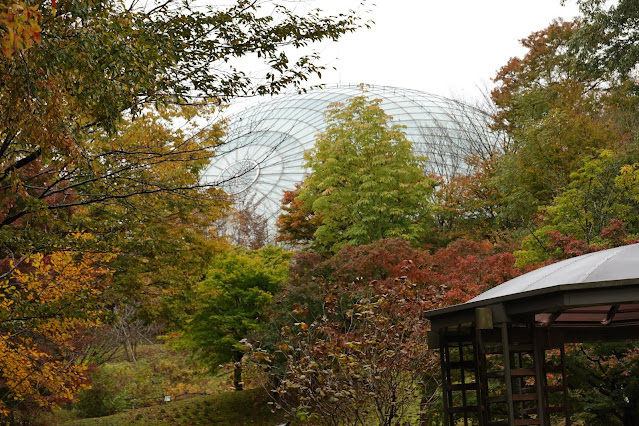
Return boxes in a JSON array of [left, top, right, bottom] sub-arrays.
[[63, 388, 287, 425]]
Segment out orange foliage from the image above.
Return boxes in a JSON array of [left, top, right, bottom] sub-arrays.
[[0, 2, 42, 58], [0, 241, 114, 415], [426, 239, 522, 306], [276, 183, 322, 245]]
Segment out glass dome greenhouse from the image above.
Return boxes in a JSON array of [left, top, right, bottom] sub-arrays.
[[202, 84, 498, 230]]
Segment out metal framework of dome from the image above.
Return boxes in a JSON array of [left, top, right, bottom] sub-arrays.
[[202, 84, 497, 229], [424, 243, 639, 425]]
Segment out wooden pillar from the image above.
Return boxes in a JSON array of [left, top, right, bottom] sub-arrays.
[[474, 326, 488, 425], [533, 327, 549, 425], [439, 330, 451, 426], [500, 324, 515, 425], [560, 345, 571, 426]]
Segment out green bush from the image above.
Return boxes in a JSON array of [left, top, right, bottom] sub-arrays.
[[75, 365, 136, 418]]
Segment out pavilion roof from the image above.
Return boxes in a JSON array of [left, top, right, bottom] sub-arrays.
[[425, 243, 639, 331]]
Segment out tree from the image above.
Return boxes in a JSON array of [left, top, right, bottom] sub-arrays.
[[570, 0, 639, 88], [276, 183, 322, 247], [0, 0, 364, 417], [74, 104, 231, 326], [543, 150, 639, 244], [216, 195, 270, 250], [254, 238, 523, 425], [274, 275, 437, 426], [491, 20, 584, 135], [490, 19, 639, 230], [181, 246, 290, 391], [0, 1, 41, 58], [256, 239, 442, 425], [432, 155, 505, 244], [0, 104, 232, 416], [0, 244, 114, 418], [567, 341, 639, 426], [279, 95, 436, 253]]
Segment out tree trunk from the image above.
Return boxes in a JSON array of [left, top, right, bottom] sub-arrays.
[[233, 351, 244, 391]]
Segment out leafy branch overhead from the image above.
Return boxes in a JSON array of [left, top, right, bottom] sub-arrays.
[[0, 0, 366, 226], [0, 0, 367, 417]]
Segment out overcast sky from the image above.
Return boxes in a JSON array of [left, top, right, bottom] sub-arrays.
[[285, 0, 583, 102]]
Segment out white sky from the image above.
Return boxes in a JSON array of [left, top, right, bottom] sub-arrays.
[[286, 0, 582, 102]]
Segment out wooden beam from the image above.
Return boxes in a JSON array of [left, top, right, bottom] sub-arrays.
[[540, 311, 562, 327], [601, 305, 620, 325], [549, 326, 639, 343]]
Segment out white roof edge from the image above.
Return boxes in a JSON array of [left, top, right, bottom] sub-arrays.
[[469, 244, 639, 303]]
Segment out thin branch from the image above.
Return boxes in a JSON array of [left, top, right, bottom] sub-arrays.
[[0, 132, 15, 160], [0, 148, 42, 183]]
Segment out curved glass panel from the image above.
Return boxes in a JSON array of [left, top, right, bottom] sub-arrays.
[[203, 84, 499, 228]]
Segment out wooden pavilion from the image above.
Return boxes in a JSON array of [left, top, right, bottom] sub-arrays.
[[424, 243, 639, 425]]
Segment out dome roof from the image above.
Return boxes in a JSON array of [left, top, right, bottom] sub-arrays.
[[470, 243, 639, 303], [203, 84, 497, 227]]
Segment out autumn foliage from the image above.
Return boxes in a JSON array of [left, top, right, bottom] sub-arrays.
[[0, 1, 43, 58], [251, 238, 523, 423], [0, 243, 114, 415], [0, 0, 365, 419], [2, 0, 639, 422], [275, 183, 321, 247]]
